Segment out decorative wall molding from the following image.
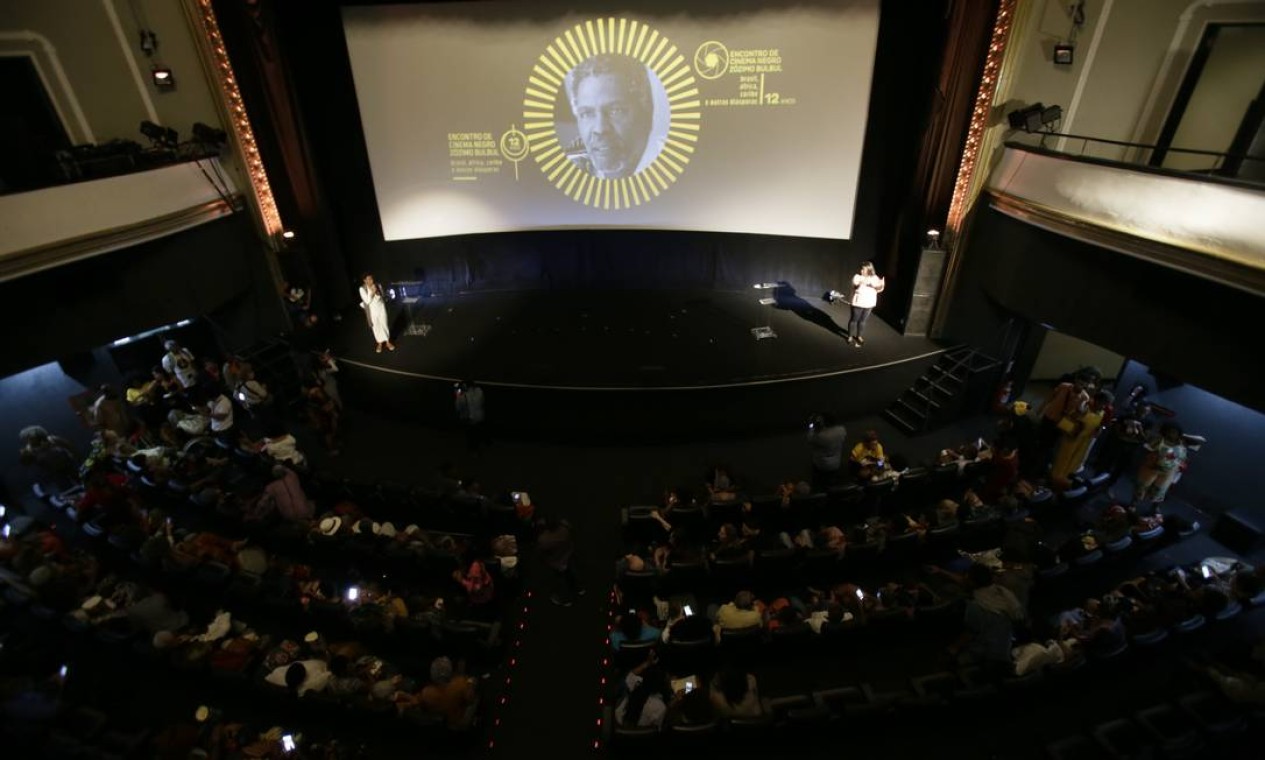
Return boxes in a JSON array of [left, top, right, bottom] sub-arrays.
[[0, 30, 94, 143]]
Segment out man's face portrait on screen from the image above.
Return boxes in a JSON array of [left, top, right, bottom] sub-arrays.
[[565, 54, 653, 179]]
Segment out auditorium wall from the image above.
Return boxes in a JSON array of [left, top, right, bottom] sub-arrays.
[[942, 205, 1265, 415], [0, 0, 236, 175]]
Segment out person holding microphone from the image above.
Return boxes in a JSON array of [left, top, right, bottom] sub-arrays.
[[358, 273, 395, 353], [847, 261, 885, 347]]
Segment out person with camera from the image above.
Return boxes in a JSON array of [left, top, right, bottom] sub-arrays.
[[850, 429, 893, 483], [807, 413, 847, 490], [161, 339, 199, 389]]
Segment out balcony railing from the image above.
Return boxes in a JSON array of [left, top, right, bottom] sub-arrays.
[[1007, 131, 1264, 186], [985, 142, 1265, 296]]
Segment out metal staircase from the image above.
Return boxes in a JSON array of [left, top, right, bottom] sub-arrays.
[[883, 346, 1002, 434]]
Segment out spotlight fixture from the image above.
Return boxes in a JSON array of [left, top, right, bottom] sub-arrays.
[[151, 65, 175, 89], [1053, 43, 1074, 65], [925, 228, 941, 248], [1006, 103, 1063, 133], [281, 230, 296, 240], [139, 120, 178, 147]]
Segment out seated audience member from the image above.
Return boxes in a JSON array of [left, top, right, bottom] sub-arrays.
[[706, 465, 739, 502], [304, 376, 341, 455], [1133, 422, 1188, 508], [954, 597, 1016, 676], [850, 430, 887, 473], [258, 465, 313, 523], [981, 440, 1020, 502], [252, 426, 306, 468], [417, 657, 478, 729], [18, 425, 79, 491], [614, 652, 673, 729], [710, 523, 751, 563], [74, 469, 136, 527], [86, 386, 132, 438], [765, 597, 806, 630], [205, 391, 235, 439], [610, 609, 662, 650], [783, 524, 847, 552], [969, 563, 1026, 622], [161, 339, 199, 389], [713, 590, 765, 636], [452, 557, 495, 615], [661, 600, 713, 642], [266, 659, 332, 697], [931, 499, 960, 528], [1012, 638, 1077, 676], [1204, 661, 1265, 706], [125, 590, 190, 635], [709, 667, 762, 719]]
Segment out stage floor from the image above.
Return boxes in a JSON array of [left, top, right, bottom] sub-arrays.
[[331, 288, 943, 390]]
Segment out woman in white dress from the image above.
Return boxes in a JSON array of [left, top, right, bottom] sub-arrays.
[[358, 274, 395, 353]]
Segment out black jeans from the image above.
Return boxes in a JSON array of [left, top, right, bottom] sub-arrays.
[[847, 306, 873, 337]]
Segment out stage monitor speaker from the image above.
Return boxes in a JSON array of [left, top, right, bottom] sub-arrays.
[[903, 246, 946, 336], [1210, 511, 1263, 555]]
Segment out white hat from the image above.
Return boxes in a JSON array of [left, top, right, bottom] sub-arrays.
[[317, 516, 342, 536], [354, 518, 380, 536], [517, 492, 532, 507], [403, 524, 421, 536], [303, 631, 320, 643], [379, 522, 397, 538]]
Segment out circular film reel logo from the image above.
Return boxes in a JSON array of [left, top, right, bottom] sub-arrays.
[[693, 41, 729, 80]]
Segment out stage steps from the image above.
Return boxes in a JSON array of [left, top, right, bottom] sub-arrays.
[[883, 345, 1002, 434]]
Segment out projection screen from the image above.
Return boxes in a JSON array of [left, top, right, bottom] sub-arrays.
[[342, 0, 880, 241]]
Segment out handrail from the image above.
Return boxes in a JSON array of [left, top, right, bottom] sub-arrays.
[[1019, 129, 1265, 162]]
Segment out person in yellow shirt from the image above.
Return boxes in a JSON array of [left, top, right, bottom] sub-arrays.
[[850, 430, 886, 469], [712, 590, 765, 641]]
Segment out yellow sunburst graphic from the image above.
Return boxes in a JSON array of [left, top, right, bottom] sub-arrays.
[[522, 18, 702, 209]]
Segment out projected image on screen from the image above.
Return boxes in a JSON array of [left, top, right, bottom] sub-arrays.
[[557, 55, 667, 179], [342, 1, 880, 240]]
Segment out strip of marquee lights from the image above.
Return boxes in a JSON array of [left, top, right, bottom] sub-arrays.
[[523, 18, 702, 209], [945, 0, 1017, 244], [191, 0, 284, 238]]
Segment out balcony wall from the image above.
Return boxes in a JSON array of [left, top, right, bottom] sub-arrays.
[[985, 144, 1265, 296], [0, 158, 238, 283]]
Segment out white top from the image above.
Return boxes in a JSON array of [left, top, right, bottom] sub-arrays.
[[162, 349, 198, 388], [359, 284, 383, 308], [208, 395, 234, 432], [235, 379, 268, 408], [262, 434, 305, 466], [614, 672, 667, 728], [265, 659, 331, 696], [851, 274, 885, 309]]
